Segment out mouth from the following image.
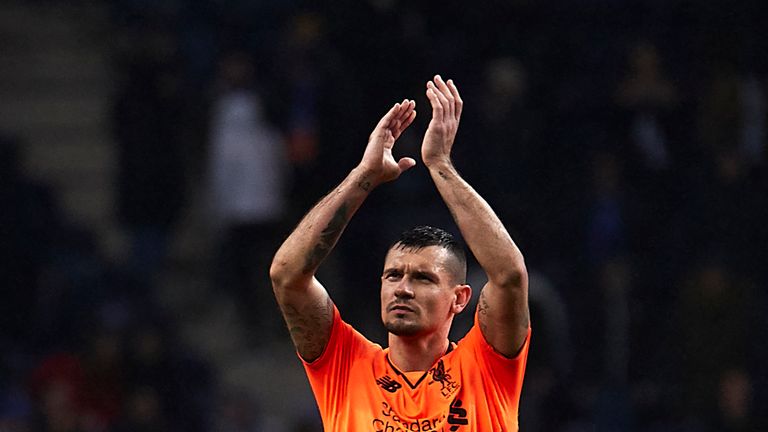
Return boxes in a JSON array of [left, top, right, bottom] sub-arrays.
[[388, 304, 415, 313]]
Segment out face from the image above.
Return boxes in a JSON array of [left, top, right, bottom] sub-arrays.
[[380, 245, 465, 337]]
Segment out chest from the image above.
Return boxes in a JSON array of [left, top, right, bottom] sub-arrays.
[[340, 357, 478, 431]]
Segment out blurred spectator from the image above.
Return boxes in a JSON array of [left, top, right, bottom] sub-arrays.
[[687, 66, 767, 280], [584, 152, 629, 267], [0, 134, 61, 348], [291, 416, 323, 432], [662, 260, 763, 427], [593, 260, 634, 431], [580, 152, 635, 430], [464, 57, 541, 228], [110, 386, 168, 432], [615, 40, 680, 171], [112, 26, 187, 291], [78, 331, 124, 430], [27, 328, 124, 432], [206, 49, 289, 340], [274, 10, 367, 206], [124, 320, 213, 431], [28, 353, 87, 432], [0, 373, 33, 431], [282, 12, 323, 170], [738, 74, 766, 163], [711, 368, 765, 432], [213, 387, 260, 432], [697, 62, 766, 174], [519, 270, 573, 432], [612, 40, 690, 277], [34, 226, 110, 351]]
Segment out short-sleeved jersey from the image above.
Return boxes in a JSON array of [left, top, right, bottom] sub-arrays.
[[301, 306, 530, 431]]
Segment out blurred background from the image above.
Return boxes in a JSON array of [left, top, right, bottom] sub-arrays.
[[1, 0, 767, 430]]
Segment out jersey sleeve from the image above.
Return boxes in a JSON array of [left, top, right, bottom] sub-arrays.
[[300, 305, 373, 416], [460, 311, 531, 414]]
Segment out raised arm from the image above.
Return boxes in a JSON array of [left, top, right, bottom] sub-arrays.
[[422, 75, 529, 357], [270, 100, 417, 361]]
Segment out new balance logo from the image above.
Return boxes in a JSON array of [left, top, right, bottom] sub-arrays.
[[376, 375, 402, 393]]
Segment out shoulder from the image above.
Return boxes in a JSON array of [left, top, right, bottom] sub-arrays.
[[456, 318, 531, 365], [449, 322, 530, 403], [303, 307, 381, 369]]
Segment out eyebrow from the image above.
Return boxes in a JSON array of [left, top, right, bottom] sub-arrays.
[[383, 267, 439, 280]]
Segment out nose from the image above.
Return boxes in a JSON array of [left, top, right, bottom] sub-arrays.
[[393, 278, 415, 299]]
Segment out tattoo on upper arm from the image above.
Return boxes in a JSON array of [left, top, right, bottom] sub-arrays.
[[477, 287, 530, 341], [281, 294, 334, 360], [478, 290, 490, 335], [302, 203, 349, 274]]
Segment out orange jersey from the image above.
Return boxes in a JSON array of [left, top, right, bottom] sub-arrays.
[[301, 306, 530, 431]]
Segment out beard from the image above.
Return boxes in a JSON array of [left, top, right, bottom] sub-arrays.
[[384, 317, 422, 336]]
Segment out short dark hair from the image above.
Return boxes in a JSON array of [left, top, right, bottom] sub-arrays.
[[391, 226, 467, 284]]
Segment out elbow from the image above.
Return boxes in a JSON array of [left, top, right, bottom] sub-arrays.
[[269, 255, 309, 294], [494, 257, 528, 291], [269, 256, 292, 292]]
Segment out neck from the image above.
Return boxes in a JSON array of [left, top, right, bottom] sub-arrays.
[[388, 330, 451, 372]]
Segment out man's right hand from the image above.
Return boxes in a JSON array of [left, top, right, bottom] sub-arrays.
[[357, 99, 417, 188], [421, 75, 462, 169]]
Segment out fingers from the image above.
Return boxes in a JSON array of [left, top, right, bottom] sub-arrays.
[[433, 75, 454, 119], [397, 156, 416, 172], [395, 109, 417, 140], [375, 102, 401, 132], [395, 99, 415, 125], [447, 79, 463, 120], [374, 100, 412, 133], [392, 99, 416, 139], [426, 82, 444, 121]]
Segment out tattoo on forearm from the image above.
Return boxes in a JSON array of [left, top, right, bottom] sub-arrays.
[[438, 170, 448, 180], [282, 295, 333, 360], [302, 203, 349, 274], [357, 173, 372, 191]]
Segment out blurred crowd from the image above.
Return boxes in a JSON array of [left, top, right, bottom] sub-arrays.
[[2, 0, 767, 430]]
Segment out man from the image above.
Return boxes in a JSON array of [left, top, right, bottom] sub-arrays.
[[270, 75, 530, 430]]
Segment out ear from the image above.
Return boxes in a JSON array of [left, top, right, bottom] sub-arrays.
[[452, 284, 472, 314]]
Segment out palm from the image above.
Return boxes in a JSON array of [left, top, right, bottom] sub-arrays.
[[421, 76, 462, 167], [422, 121, 452, 166], [381, 145, 400, 177], [361, 100, 417, 184]]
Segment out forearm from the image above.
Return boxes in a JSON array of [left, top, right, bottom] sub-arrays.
[[420, 75, 529, 354], [427, 162, 526, 287], [270, 166, 376, 289]]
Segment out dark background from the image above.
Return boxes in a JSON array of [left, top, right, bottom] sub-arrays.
[[1, 0, 766, 430]]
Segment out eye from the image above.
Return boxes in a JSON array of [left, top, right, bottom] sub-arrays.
[[384, 271, 402, 281], [414, 272, 435, 283]]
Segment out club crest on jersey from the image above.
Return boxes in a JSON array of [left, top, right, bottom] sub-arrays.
[[376, 375, 403, 393], [429, 360, 459, 398]]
